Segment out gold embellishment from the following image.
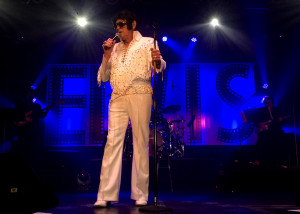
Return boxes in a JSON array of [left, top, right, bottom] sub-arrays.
[[110, 85, 153, 102]]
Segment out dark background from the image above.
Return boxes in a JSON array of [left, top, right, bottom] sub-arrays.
[[0, 0, 299, 134]]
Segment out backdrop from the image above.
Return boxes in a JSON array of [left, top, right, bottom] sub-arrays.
[[45, 63, 258, 146]]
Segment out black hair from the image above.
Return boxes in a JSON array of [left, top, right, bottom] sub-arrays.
[[113, 10, 137, 30]]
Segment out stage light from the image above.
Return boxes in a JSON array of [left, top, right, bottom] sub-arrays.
[[210, 18, 219, 27], [162, 36, 168, 42], [262, 83, 268, 89], [32, 97, 37, 103], [191, 37, 197, 42], [261, 96, 268, 104], [77, 170, 91, 190], [77, 17, 87, 27], [31, 85, 37, 90]]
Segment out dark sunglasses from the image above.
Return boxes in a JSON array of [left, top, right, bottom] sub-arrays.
[[114, 21, 127, 29]]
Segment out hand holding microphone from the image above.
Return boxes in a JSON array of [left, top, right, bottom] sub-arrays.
[[102, 33, 118, 60], [104, 33, 118, 50]]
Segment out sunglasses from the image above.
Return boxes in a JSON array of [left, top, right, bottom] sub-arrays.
[[114, 21, 127, 29]]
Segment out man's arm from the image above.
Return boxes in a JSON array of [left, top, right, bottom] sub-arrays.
[[97, 56, 112, 85], [97, 38, 116, 86]]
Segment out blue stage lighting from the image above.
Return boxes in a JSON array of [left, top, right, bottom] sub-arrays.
[[262, 83, 268, 89], [31, 85, 37, 90], [191, 37, 197, 42], [162, 36, 168, 42], [32, 97, 37, 103]]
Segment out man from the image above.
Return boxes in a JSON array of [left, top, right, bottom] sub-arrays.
[[94, 10, 166, 207], [255, 96, 289, 167], [12, 88, 49, 167]]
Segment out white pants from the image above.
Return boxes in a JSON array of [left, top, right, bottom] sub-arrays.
[[96, 94, 152, 202]]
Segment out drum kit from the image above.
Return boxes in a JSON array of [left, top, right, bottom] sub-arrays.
[[123, 105, 186, 159]]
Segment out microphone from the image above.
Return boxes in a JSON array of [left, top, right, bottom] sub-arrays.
[[104, 33, 119, 50]]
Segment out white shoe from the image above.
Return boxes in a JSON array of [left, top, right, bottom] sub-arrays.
[[94, 200, 107, 208], [135, 200, 147, 206]]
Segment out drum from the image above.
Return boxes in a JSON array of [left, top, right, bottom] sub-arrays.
[[150, 113, 170, 133], [149, 129, 165, 157]]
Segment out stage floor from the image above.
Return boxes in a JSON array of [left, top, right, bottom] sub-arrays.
[[41, 190, 299, 214], [3, 148, 300, 213]]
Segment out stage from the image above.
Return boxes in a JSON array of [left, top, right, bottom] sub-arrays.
[[1, 145, 300, 213], [44, 190, 299, 214], [30, 146, 300, 213]]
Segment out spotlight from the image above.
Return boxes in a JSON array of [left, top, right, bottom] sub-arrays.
[[191, 37, 197, 42], [31, 85, 36, 90], [77, 17, 87, 27], [162, 36, 168, 42], [262, 83, 268, 89], [210, 18, 219, 27], [32, 97, 37, 103]]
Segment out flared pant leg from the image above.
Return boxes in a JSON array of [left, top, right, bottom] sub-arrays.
[[128, 94, 152, 201], [97, 96, 129, 201]]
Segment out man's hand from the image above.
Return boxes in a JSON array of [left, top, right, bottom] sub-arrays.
[[151, 48, 161, 69], [102, 38, 116, 60]]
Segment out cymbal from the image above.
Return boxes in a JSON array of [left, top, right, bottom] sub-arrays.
[[163, 105, 181, 114]]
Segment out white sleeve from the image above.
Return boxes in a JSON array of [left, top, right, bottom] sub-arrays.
[[97, 56, 112, 86]]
